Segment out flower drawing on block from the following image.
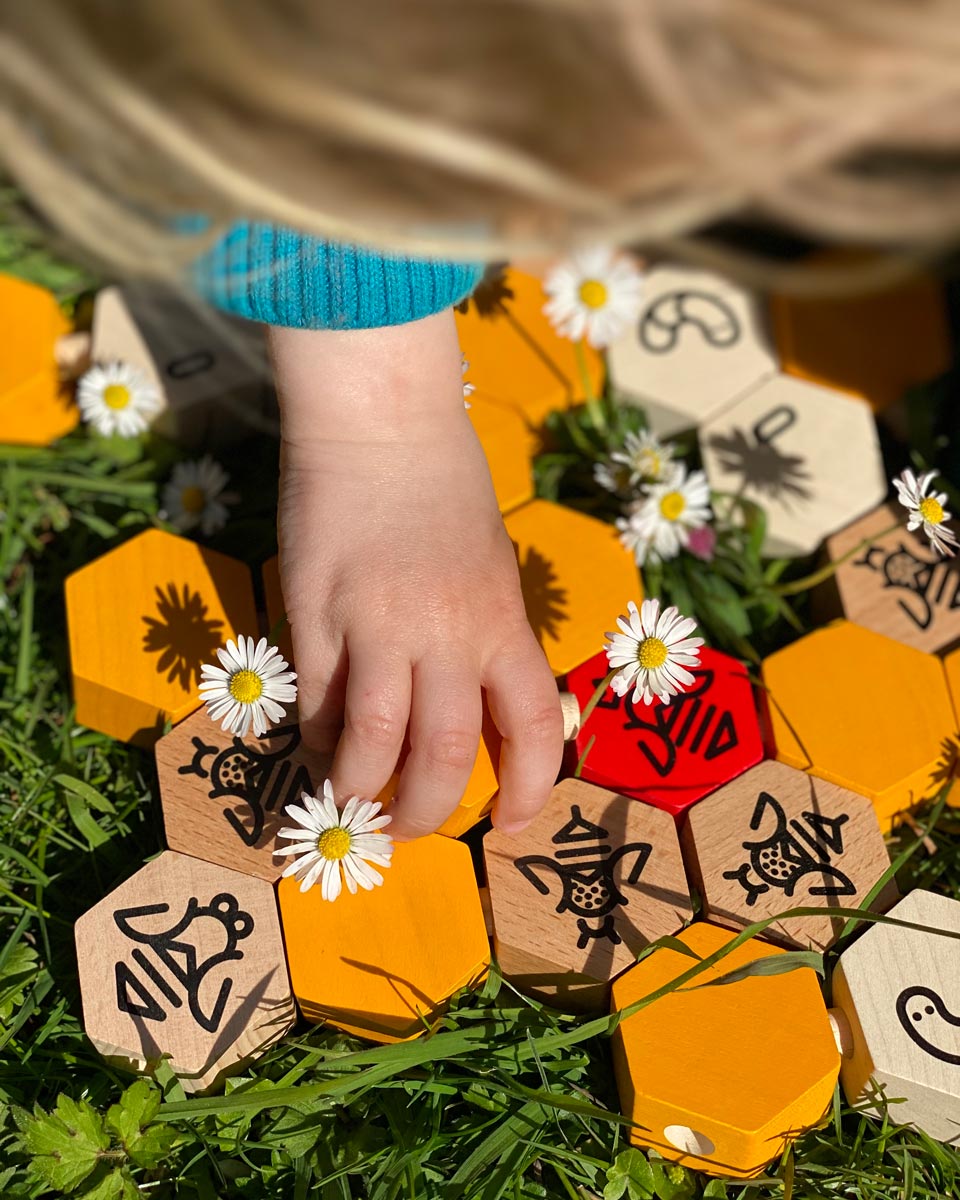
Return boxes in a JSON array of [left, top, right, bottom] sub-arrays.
[[605, 598, 703, 707], [543, 246, 643, 349], [616, 464, 712, 566], [199, 635, 297, 738], [161, 455, 235, 537], [893, 468, 959, 557], [77, 361, 162, 438], [276, 780, 394, 900]]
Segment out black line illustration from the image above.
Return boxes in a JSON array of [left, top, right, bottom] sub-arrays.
[[639, 290, 741, 354], [854, 542, 960, 632], [896, 985, 960, 1065]]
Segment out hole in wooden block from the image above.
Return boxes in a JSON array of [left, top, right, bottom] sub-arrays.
[[664, 1126, 716, 1156]]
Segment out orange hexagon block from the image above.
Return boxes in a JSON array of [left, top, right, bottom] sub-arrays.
[[278, 834, 489, 1041], [468, 393, 533, 514], [66, 529, 257, 746], [611, 922, 839, 1178], [75, 851, 295, 1093], [762, 621, 956, 830], [505, 500, 641, 676], [455, 266, 604, 437], [484, 779, 692, 1009], [0, 273, 77, 446]]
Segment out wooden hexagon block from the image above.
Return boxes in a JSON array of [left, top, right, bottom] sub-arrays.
[[606, 264, 777, 437], [762, 621, 957, 830], [66, 528, 257, 746], [278, 834, 489, 1041], [467, 393, 534, 515], [483, 778, 692, 1009], [611, 922, 839, 1178], [832, 890, 960, 1143], [505, 500, 641, 677], [0, 273, 77, 446], [75, 851, 295, 1093], [91, 282, 269, 445], [455, 266, 604, 436], [770, 255, 949, 412], [701, 373, 886, 558], [682, 760, 897, 951], [566, 647, 762, 818], [826, 503, 960, 656]]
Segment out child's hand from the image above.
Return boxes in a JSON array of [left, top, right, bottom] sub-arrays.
[[269, 312, 564, 840]]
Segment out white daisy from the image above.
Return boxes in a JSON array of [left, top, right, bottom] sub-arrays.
[[542, 246, 644, 349], [594, 460, 631, 495], [275, 780, 394, 900], [616, 464, 712, 566], [611, 430, 677, 486], [76, 361, 162, 438], [893, 468, 959, 557], [605, 599, 703, 707], [461, 355, 474, 408], [161, 455, 234, 537], [199, 635, 297, 738]]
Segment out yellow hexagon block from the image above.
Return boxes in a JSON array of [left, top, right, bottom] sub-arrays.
[[611, 922, 839, 1178], [0, 273, 77, 446], [455, 266, 604, 438], [505, 499, 641, 676], [468, 392, 533, 514], [278, 834, 489, 1041], [762, 621, 956, 830], [66, 529, 257, 746]]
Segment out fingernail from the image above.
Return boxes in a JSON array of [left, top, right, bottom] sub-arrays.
[[495, 818, 532, 836]]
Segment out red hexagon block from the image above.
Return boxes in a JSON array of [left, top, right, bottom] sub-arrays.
[[566, 647, 763, 818]]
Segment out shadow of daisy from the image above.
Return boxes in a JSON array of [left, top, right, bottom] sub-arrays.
[[514, 542, 568, 647], [142, 582, 225, 690], [707, 426, 813, 503]]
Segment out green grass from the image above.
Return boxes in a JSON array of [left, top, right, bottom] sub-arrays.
[[3, 212, 960, 1199]]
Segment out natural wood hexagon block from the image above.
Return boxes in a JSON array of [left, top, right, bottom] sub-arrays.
[[832, 889, 960, 1143], [467, 392, 533, 515], [66, 528, 257, 746], [0, 273, 77, 446], [611, 922, 839, 1178], [455, 266, 604, 437], [701, 373, 886, 558], [75, 851, 295, 1093], [566, 647, 763, 819], [682, 760, 897, 951], [826, 503, 960, 656], [770, 255, 949, 412], [606, 264, 777, 437], [762, 621, 957, 830], [505, 500, 641, 677], [483, 778, 692, 1009], [278, 834, 489, 1041]]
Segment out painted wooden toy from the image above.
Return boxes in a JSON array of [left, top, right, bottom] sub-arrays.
[[466, 392, 534, 514], [825, 503, 960, 656], [0, 273, 78, 446], [762, 621, 957, 830], [565, 646, 763, 819], [90, 282, 269, 445], [483, 778, 692, 1009], [75, 851, 295, 1093], [278, 834, 489, 1041], [831, 889, 960, 1143], [701, 372, 886, 558], [454, 266, 604, 439], [504, 499, 641, 677], [611, 922, 839, 1178], [65, 528, 257, 746], [770, 252, 949, 412], [682, 760, 897, 951], [606, 263, 777, 438]]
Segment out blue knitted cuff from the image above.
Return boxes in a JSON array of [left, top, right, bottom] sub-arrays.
[[191, 221, 483, 330]]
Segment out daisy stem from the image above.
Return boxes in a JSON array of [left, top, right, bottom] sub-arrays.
[[578, 668, 619, 731], [573, 339, 607, 436], [773, 521, 902, 597]]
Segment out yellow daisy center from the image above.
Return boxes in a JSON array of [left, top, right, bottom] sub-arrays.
[[103, 384, 132, 411], [660, 491, 686, 521], [578, 279, 608, 310], [919, 496, 944, 526], [317, 826, 352, 861], [228, 669, 263, 704], [641, 451, 661, 477], [638, 636, 669, 670], [180, 485, 206, 514]]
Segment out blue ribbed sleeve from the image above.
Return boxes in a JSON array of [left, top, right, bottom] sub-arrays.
[[191, 221, 483, 330]]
